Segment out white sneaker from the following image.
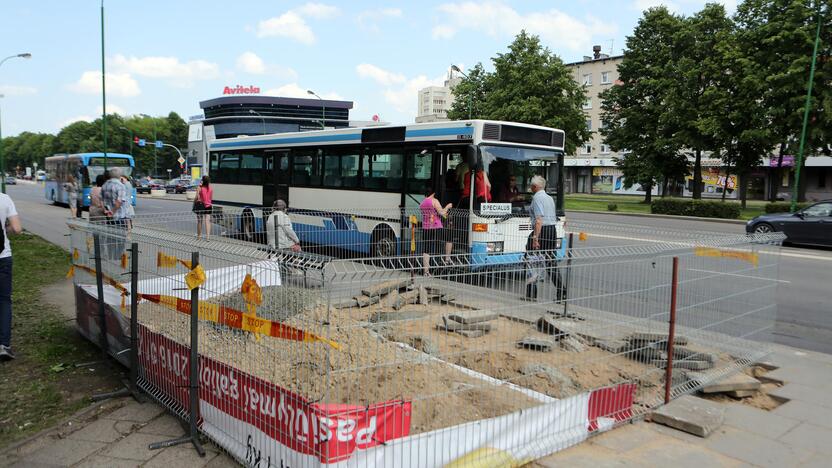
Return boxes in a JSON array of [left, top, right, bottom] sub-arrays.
[[0, 345, 14, 361]]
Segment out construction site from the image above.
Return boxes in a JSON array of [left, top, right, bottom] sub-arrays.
[[66, 207, 784, 466]]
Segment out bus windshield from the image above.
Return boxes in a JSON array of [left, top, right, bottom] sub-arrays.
[[479, 145, 559, 206], [86, 160, 134, 183]]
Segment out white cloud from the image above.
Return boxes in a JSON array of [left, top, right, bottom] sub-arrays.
[[356, 64, 445, 115], [264, 83, 342, 100], [69, 71, 141, 97], [256, 3, 339, 44], [432, 1, 617, 52], [0, 85, 37, 96], [357, 8, 402, 32], [111, 54, 219, 85], [295, 2, 339, 19], [355, 63, 406, 86], [235, 52, 298, 80]]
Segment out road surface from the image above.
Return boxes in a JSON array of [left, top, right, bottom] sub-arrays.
[[7, 182, 832, 354]]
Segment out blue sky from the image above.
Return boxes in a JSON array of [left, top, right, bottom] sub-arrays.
[[0, 0, 734, 136]]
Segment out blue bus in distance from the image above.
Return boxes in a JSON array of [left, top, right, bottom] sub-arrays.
[[44, 153, 137, 208]]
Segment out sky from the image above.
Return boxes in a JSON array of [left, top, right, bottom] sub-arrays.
[[0, 0, 736, 137]]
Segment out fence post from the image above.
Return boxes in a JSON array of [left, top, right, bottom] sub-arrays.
[[664, 256, 679, 404], [128, 242, 142, 400], [148, 251, 205, 456]]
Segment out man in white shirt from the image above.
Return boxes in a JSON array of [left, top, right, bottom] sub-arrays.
[[266, 199, 301, 252], [0, 193, 22, 361]]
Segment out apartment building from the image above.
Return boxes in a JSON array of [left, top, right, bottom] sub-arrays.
[[415, 75, 462, 123]]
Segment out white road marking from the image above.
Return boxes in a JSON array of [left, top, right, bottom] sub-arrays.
[[686, 268, 792, 284], [582, 232, 832, 262]]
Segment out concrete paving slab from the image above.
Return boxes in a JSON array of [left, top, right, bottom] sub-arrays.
[[777, 422, 832, 455], [103, 402, 165, 423], [692, 372, 761, 393], [66, 418, 124, 443], [765, 361, 832, 388], [626, 436, 744, 468], [725, 389, 756, 398], [533, 443, 641, 468], [142, 446, 219, 468], [204, 453, 245, 467], [24, 438, 107, 466], [7, 461, 65, 468], [650, 396, 724, 437], [74, 454, 142, 468], [772, 399, 832, 430], [801, 453, 832, 468], [722, 403, 802, 440], [703, 426, 811, 468], [100, 432, 164, 461], [138, 414, 186, 437], [768, 383, 832, 409]]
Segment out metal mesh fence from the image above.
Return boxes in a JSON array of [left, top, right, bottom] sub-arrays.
[[67, 210, 783, 467]]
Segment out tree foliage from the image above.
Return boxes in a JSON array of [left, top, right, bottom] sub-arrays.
[[447, 31, 590, 154], [600, 6, 688, 202], [1, 113, 188, 177]]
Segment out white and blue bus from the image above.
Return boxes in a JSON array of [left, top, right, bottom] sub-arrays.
[[207, 120, 566, 263], [45, 153, 137, 207]]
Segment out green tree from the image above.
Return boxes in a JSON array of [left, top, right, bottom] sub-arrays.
[[446, 31, 589, 154], [736, 0, 832, 201], [600, 7, 687, 203], [670, 3, 734, 199]]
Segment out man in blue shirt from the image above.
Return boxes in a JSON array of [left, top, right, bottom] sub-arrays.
[[528, 175, 566, 303]]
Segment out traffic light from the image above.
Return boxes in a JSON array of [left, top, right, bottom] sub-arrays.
[[133, 136, 139, 144]]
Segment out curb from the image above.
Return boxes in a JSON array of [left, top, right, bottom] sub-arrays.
[[566, 209, 749, 225], [137, 194, 192, 203]]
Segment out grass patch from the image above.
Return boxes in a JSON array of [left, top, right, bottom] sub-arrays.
[[565, 194, 764, 220], [0, 233, 121, 449]]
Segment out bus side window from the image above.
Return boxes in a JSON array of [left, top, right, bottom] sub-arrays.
[[240, 152, 264, 184], [218, 153, 240, 184], [406, 151, 433, 195], [362, 151, 403, 191]]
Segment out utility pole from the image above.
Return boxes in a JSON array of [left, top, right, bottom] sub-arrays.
[[100, 0, 108, 171], [791, 0, 823, 212]]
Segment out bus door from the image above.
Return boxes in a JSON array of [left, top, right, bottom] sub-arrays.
[[264, 149, 289, 208]]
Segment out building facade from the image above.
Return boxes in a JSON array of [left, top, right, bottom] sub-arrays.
[[415, 75, 461, 123]]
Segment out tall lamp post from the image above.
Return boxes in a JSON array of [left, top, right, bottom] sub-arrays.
[[450, 64, 472, 120], [306, 90, 325, 129], [248, 109, 266, 135], [100, 0, 108, 171], [0, 52, 32, 193]]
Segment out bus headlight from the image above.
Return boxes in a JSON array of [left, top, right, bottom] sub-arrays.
[[486, 241, 504, 253]]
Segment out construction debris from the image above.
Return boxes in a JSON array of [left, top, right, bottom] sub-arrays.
[[521, 364, 578, 392], [447, 311, 498, 324], [456, 330, 487, 338], [547, 308, 584, 321], [653, 359, 713, 371], [690, 371, 762, 394], [650, 395, 724, 438], [628, 332, 688, 347], [437, 319, 493, 333], [595, 339, 630, 354], [517, 337, 555, 352], [354, 294, 380, 308], [499, 309, 544, 325], [561, 336, 587, 353], [391, 290, 420, 310], [362, 278, 411, 298]]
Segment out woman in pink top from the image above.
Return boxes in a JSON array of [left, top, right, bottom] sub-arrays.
[[194, 176, 213, 240], [420, 186, 452, 275]]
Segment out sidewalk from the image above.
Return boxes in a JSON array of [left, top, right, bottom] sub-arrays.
[[534, 344, 832, 468]]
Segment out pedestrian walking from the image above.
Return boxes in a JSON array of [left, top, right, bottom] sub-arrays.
[[88, 175, 106, 222], [101, 168, 129, 260], [0, 192, 22, 361], [64, 175, 80, 218], [420, 186, 453, 275], [266, 199, 301, 252], [527, 175, 566, 302], [194, 176, 213, 240], [119, 175, 135, 232]]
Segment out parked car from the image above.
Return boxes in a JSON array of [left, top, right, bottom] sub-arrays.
[[136, 179, 165, 194], [746, 200, 832, 247], [4, 176, 16, 185]]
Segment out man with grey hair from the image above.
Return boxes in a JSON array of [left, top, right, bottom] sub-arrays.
[[101, 168, 128, 259], [528, 175, 566, 302], [266, 199, 301, 252]]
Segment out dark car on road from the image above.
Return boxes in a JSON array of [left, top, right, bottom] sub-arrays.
[[136, 179, 164, 194], [4, 176, 16, 185], [746, 200, 832, 247], [165, 178, 191, 194]]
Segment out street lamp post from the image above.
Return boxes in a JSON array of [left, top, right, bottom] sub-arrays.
[[140, 114, 158, 176], [162, 143, 185, 176], [450, 64, 472, 120], [0, 52, 32, 193], [248, 109, 266, 135], [306, 90, 325, 129], [100, 0, 108, 171]]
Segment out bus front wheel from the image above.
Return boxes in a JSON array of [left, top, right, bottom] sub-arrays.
[[371, 228, 396, 258]]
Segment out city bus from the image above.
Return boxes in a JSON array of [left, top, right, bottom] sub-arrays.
[[45, 153, 137, 207], [207, 120, 566, 263]]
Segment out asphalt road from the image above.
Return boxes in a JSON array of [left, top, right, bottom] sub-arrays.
[[8, 181, 832, 354]]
